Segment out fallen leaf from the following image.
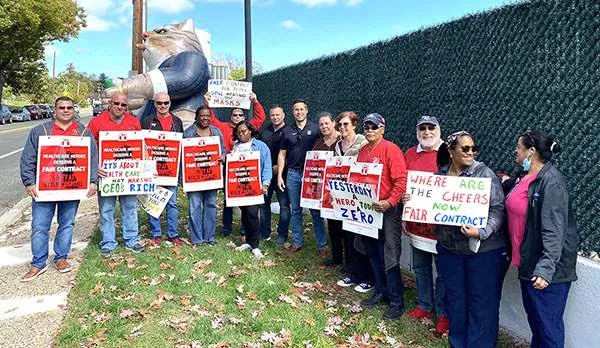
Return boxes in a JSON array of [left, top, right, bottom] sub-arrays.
[[229, 267, 247, 278], [236, 285, 245, 294], [204, 272, 218, 282], [89, 282, 104, 296], [211, 315, 224, 329], [171, 245, 182, 255], [228, 316, 243, 325], [303, 318, 316, 327], [216, 276, 227, 287], [159, 263, 172, 270], [262, 259, 276, 268], [246, 291, 257, 300], [180, 295, 193, 307], [235, 296, 246, 310], [119, 309, 136, 319], [298, 295, 313, 304], [194, 259, 213, 273], [210, 341, 231, 348], [163, 317, 190, 333]]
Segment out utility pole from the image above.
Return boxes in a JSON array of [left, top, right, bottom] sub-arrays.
[[132, 0, 144, 75], [244, 0, 252, 82]]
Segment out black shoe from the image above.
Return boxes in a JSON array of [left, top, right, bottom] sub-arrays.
[[383, 305, 404, 320], [360, 292, 387, 308], [323, 259, 342, 267]]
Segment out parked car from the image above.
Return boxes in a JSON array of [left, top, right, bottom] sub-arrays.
[[73, 103, 80, 120], [10, 106, 31, 122], [1, 104, 13, 125], [92, 102, 103, 116], [25, 105, 42, 120], [37, 104, 54, 119]]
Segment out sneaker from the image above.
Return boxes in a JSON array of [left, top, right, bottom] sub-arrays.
[[150, 237, 161, 247], [435, 316, 450, 334], [252, 248, 264, 259], [235, 243, 252, 252], [21, 265, 48, 282], [337, 277, 356, 287], [264, 237, 272, 241], [126, 244, 145, 253], [354, 283, 374, 293], [207, 240, 216, 246], [360, 292, 388, 308], [406, 307, 434, 320], [55, 259, 72, 273], [100, 249, 112, 258], [383, 305, 404, 320], [167, 236, 183, 246]]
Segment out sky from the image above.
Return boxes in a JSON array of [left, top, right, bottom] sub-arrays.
[[44, 0, 520, 79]]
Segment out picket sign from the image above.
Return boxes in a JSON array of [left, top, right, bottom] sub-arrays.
[[320, 156, 354, 219], [181, 136, 223, 192], [300, 151, 333, 209], [207, 79, 252, 110], [98, 159, 156, 196], [340, 162, 383, 238], [142, 130, 182, 187], [138, 186, 174, 219], [225, 151, 263, 207]]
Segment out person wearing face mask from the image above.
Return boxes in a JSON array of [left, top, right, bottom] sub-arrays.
[[434, 131, 508, 348], [183, 106, 225, 246], [402, 116, 448, 334], [506, 130, 577, 348]]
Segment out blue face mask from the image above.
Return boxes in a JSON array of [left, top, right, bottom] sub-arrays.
[[522, 158, 531, 171]]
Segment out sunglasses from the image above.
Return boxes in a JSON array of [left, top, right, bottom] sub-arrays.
[[523, 130, 537, 147], [337, 122, 351, 127], [418, 125, 436, 131], [459, 145, 478, 154], [232, 113, 245, 117], [57, 106, 74, 110], [363, 124, 381, 131], [155, 101, 170, 106], [112, 102, 128, 108]]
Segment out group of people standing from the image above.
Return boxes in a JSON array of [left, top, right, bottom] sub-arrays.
[[19, 94, 578, 348]]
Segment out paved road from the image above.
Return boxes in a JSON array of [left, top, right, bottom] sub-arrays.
[[0, 110, 93, 216]]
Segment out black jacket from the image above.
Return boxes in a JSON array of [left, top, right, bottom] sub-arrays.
[[518, 163, 578, 283], [140, 114, 184, 133]]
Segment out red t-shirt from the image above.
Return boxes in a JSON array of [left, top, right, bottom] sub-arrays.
[[209, 100, 266, 153], [404, 145, 438, 237], [50, 122, 80, 136], [158, 114, 173, 132], [356, 139, 407, 207], [87, 111, 142, 144]]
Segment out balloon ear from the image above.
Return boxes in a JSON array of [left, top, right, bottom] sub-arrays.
[[181, 19, 194, 32]]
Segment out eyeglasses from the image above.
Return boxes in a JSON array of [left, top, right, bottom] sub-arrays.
[[459, 145, 478, 154], [112, 102, 128, 108], [363, 124, 381, 131], [418, 125, 436, 131], [337, 122, 351, 127], [57, 106, 74, 110], [155, 101, 170, 106]]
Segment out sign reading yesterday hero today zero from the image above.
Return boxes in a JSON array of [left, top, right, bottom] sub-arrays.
[[341, 162, 383, 238], [207, 79, 252, 110], [320, 156, 354, 219], [36, 136, 91, 202], [225, 151, 263, 207], [181, 136, 223, 192], [300, 151, 333, 209], [402, 170, 491, 228]]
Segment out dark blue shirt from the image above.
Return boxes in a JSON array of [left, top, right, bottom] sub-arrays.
[[280, 120, 320, 170]]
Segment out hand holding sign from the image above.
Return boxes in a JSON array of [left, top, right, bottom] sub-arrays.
[[26, 185, 38, 199]]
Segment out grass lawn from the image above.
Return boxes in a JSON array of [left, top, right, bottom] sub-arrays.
[[55, 193, 520, 347]]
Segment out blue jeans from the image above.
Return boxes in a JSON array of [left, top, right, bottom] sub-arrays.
[[437, 244, 509, 348], [98, 194, 140, 251], [149, 185, 179, 238], [286, 169, 327, 249], [412, 245, 446, 316], [188, 189, 217, 244], [260, 181, 291, 242], [30, 200, 79, 269], [521, 280, 571, 348]]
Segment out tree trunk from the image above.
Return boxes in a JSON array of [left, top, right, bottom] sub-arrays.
[[0, 72, 5, 105]]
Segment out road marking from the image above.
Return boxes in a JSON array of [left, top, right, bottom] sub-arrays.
[[0, 148, 24, 160], [0, 125, 35, 134]]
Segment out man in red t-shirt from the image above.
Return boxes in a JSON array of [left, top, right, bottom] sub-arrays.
[[403, 115, 449, 334], [88, 92, 144, 257]]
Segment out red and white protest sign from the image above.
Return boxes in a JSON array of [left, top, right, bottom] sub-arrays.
[[300, 151, 333, 209], [320, 156, 354, 219], [181, 136, 223, 192], [142, 130, 182, 187], [342, 162, 383, 238], [99, 131, 144, 164], [36, 136, 91, 202], [225, 151, 263, 207]]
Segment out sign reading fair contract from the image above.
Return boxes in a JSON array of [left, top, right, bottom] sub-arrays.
[[99, 131, 144, 163], [300, 151, 333, 209], [225, 151, 263, 207], [207, 79, 252, 110], [143, 130, 182, 187], [403, 170, 491, 228], [320, 156, 354, 219], [36, 136, 91, 202], [342, 162, 383, 238], [99, 159, 156, 196], [181, 136, 223, 192], [138, 186, 174, 219]]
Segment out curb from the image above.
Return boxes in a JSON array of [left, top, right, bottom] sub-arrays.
[[0, 197, 30, 234]]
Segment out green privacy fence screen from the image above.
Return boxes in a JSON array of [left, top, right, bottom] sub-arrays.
[[253, 0, 600, 254]]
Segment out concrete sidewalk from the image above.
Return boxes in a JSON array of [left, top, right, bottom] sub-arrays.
[[0, 198, 98, 348]]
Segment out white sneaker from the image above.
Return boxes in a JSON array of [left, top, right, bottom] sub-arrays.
[[252, 248, 264, 259], [235, 243, 252, 252], [354, 283, 374, 293]]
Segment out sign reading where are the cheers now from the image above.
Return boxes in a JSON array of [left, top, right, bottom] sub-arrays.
[[142, 130, 182, 187], [342, 162, 383, 238], [181, 136, 223, 192], [300, 151, 333, 209], [207, 79, 252, 109], [403, 170, 491, 228], [99, 159, 156, 196], [35, 136, 91, 202], [320, 156, 354, 219], [225, 151, 263, 207]]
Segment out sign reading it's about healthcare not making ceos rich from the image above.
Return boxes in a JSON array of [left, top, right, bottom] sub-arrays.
[[99, 159, 157, 196], [181, 136, 223, 192], [207, 79, 252, 109]]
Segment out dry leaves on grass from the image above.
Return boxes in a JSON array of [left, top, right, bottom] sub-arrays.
[[341, 333, 377, 348], [159, 262, 172, 270], [124, 325, 144, 342], [324, 316, 344, 337], [278, 294, 298, 308], [260, 329, 292, 347], [229, 266, 247, 278], [292, 281, 323, 292], [119, 308, 136, 319], [235, 296, 247, 309], [82, 328, 107, 347], [89, 281, 104, 296], [163, 316, 191, 333], [194, 259, 213, 273], [343, 302, 364, 313]]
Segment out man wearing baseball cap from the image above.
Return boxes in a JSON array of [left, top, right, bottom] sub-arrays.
[[355, 113, 407, 320]]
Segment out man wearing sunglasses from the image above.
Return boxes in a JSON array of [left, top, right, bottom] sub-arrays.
[[403, 115, 449, 333], [140, 93, 184, 247], [88, 92, 145, 257], [19, 96, 99, 281]]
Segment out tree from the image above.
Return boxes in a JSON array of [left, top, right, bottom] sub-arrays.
[[54, 64, 95, 106], [212, 53, 264, 81], [0, 0, 85, 104]]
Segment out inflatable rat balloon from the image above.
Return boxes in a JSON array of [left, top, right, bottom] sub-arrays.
[[104, 19, 210, 124]]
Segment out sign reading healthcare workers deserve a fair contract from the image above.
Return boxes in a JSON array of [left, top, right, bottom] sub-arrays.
[[99, 159, 156, 196], [36, 136, 91, 202], [342, 162, 383, 238], [143, 130, 182, 187], [225, 151, 263, 207], [300, 151, 333, 209], [403, 170, 491, 228], [181, 136, 223, 192], [207, 79, 252, 110], [99, 131, 144, 163], [320, 156, 354, 219]]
